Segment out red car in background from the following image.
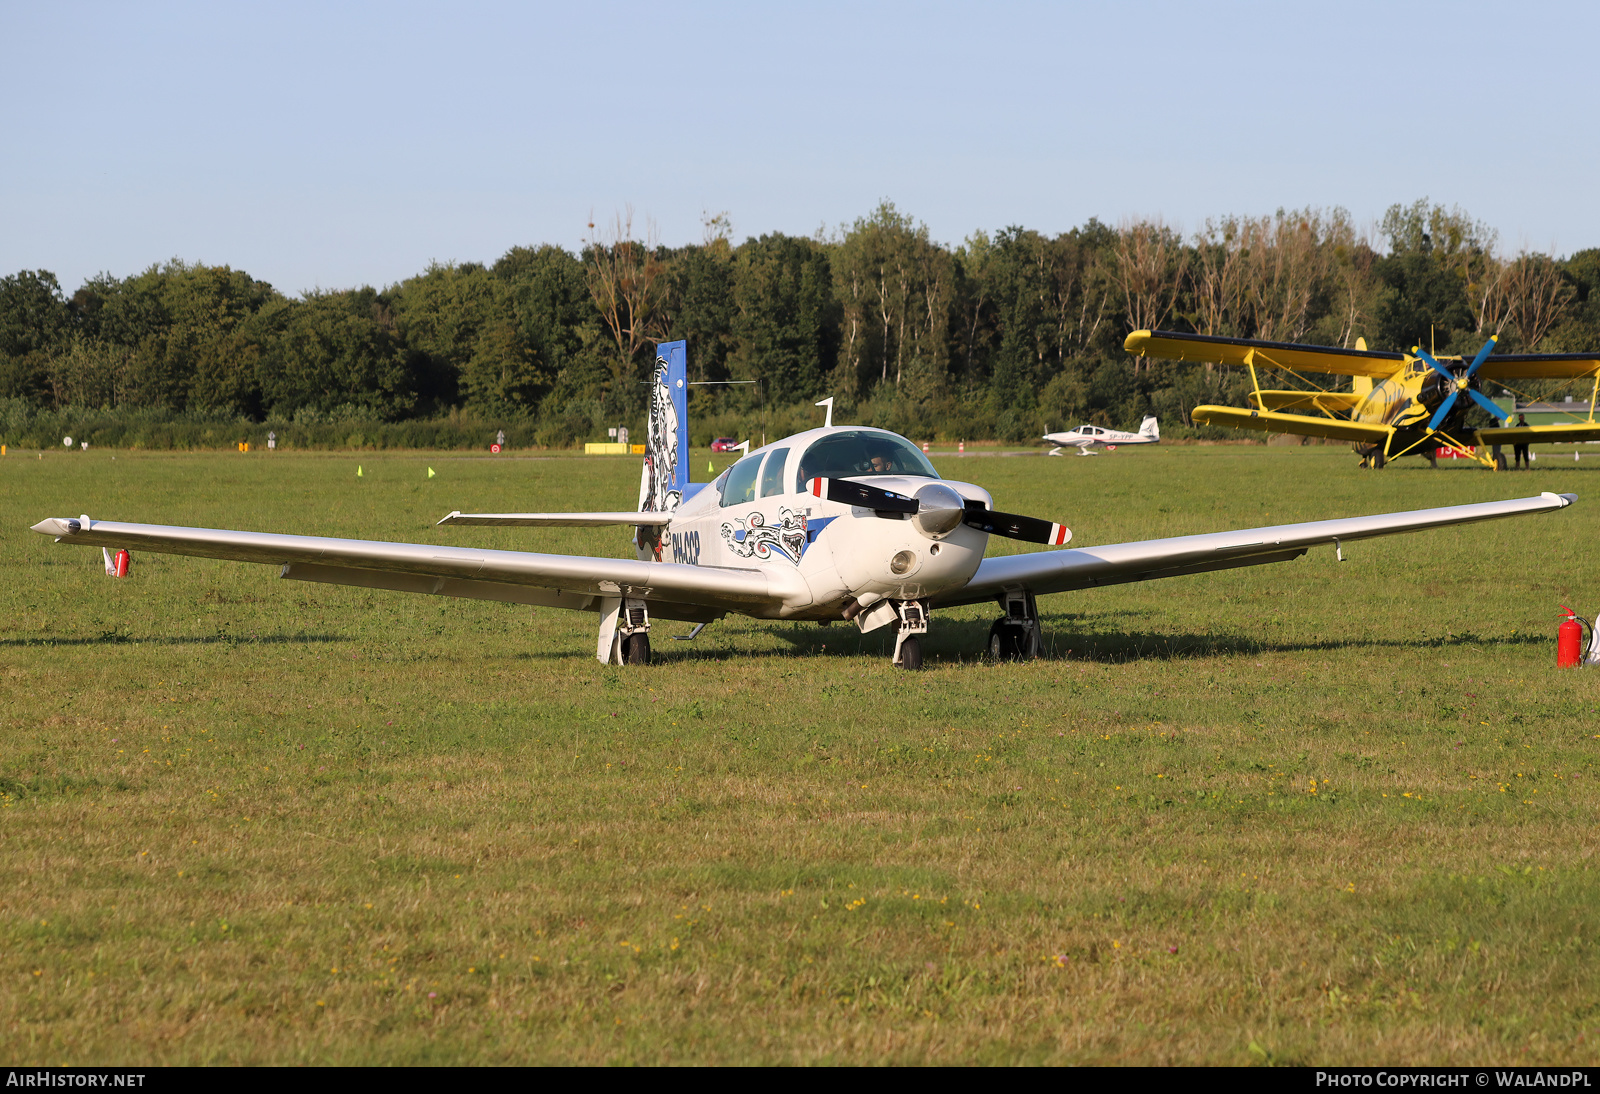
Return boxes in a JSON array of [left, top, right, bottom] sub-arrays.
[[710, 437, 740, 452]]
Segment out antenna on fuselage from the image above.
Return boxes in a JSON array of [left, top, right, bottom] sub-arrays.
[[815, 396, 834, 428]]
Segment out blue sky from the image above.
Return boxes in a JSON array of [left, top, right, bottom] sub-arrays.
[[4, 1, 1596, 296]]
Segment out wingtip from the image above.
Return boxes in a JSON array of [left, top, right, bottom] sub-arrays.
[[435, 511, 462, 526], [1543, 492, 1578, 507], [31, 517, 77, 536]]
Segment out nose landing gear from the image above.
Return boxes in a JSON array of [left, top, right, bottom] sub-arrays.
[[893, 600, 928, 670]]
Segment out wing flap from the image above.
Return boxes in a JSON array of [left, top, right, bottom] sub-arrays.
[[936, 492, 1575, 607], [436, 511, 673, 527], [1190, 405, 1391, 444], [32, 518, 772, 611], [1126, 330, 1404, 377], [279, 562, 723, 622]]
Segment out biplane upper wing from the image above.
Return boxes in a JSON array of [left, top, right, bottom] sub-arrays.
[[29, 517, 774, 622], [1476, 353, 1600, 381], [1475, 421, 1600, 446], [1125, 330, 1405, 377], [935, 493, 1574, 609], [1189, 405, 1392, 445]]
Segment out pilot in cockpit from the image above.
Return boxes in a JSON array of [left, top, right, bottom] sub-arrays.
[[866, 445, 899, 474]]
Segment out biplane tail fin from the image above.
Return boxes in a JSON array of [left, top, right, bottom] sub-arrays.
[[1139, 416, 1160, 440]]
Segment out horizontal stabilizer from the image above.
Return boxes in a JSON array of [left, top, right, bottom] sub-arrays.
[[436, 511, 673, 527]]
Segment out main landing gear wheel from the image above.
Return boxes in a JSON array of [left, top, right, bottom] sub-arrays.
[[622, 633, 651, 665], [989, 620, 1028, 661], [898, 635, 924, 671]]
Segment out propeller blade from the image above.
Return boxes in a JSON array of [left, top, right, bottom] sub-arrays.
[[1466, 387, 1511, 422], [1416, 347, 1454, 380], [1427, 390, 1460, 432], [808, 477, 918, 514], [962, 503, 1070, 546], [1465, 336, 1498, 376]]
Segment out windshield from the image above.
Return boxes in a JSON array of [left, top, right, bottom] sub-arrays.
[[793, 430, 939, 489]]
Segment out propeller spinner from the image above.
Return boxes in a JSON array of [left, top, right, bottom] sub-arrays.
[[808, 477, 1070, 546], [1417, 338, 1511, 432]]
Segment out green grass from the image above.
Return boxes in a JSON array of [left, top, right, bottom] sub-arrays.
[[2, 444, 1599, 1065]]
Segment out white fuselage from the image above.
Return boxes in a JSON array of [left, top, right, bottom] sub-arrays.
[[657, 427, 994, 620], [1043, 422, 1158, 452]]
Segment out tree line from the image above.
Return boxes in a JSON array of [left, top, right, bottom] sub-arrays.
[[3, 198, 1598, 447]]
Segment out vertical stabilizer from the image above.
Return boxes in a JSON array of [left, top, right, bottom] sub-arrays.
[[1140, 416, 1160, 440], [637, 340, 689, 559]]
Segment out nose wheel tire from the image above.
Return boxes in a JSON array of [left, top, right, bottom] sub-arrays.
[[622, 633, 651, 665], [897, 635, 924, 671]]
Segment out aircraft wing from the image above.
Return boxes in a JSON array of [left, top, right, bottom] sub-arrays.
[[1475, 422, 1600, 445], [437, 511, 673, 527], [29, 517, 770, 621], [935, 492, 1574, 608], [1476, 354, 1600, 381], [1190, 405, 1392, 444], [1125, 330, 1405, 377]]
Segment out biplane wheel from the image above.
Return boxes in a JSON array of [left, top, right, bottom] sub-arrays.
[[988, 620, 1027, 662], [623, 633, 651, 665], [898, 635, 924, 671], [1495, 453, 1508, 471], [1371, 452, 1386, 470]]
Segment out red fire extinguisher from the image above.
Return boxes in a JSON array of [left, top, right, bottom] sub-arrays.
[[1558, 605, 1584, 668]]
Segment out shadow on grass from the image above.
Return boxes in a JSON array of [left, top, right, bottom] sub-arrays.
[[748, 614, 1546, 666], [0, 633, 348, 648], [499, 612, 1546, 667]]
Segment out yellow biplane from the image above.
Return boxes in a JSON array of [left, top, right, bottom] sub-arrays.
[[1124, 329, 1600, 469]]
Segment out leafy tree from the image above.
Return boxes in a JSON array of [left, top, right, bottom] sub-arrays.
[[729, 233, 839, 407], [0, 270, 71, 400]]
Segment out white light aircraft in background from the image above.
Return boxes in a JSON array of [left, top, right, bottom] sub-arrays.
[[33, 342, 1576, 670], [1044, 416, 1160, 455]]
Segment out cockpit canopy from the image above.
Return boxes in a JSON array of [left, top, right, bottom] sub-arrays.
[[714, 429, 939, 507], [793, 430, 939, 487]]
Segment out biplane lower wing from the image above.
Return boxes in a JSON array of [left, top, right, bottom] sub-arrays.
[[1190, 405, 1391, 444], [28, 517, 773, 619], [1475, 422, 1600, 446], [935, 493, 1574, 608]]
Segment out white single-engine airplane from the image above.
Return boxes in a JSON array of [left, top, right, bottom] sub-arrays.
[[1044, 417, 1160, 455], [32, 341, 1577, 669]]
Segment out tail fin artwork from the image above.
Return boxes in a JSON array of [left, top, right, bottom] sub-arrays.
[[636, 340, 689, 560], [1140, 416, 1160, 440]]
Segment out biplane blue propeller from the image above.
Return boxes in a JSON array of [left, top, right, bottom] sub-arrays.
[[1418, 338, 1511, 432]]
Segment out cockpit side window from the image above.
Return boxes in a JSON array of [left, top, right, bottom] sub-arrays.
[[760, 448, 789, 497], [793, 431, 939, 490], [719, 454, 762, 507]]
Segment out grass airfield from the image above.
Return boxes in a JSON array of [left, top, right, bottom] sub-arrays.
[[2, 443, 1598, 1066]]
